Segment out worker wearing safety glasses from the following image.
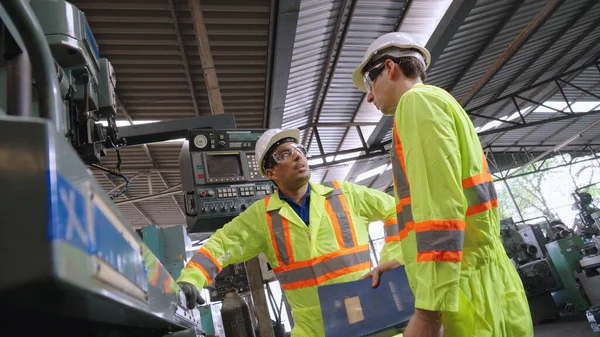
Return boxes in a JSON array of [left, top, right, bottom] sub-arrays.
[[352, 32, 534, 337], [177, 128, 404, 337]]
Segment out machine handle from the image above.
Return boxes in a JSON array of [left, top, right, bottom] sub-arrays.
[[183, 191, 197, 217], [3, 0, 63, 133]]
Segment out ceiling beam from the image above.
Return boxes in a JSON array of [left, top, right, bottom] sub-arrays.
[[118, 99, 186, 219], [506, 115, 600, 178], [302, 0, 356, 146], [188, 0, 224, 114], [267, 0, 301, 128], [459, 0, 565, 107], [478, 109, 600, 136], [115, 185, 183, 205], [262, 0, 277, 128], [329, 0, 412, 182], [472, 0, 600, 126], [168, 0, 200, 116], [444, 0, 524, 94], [366, 0, 478, 148], [424, 0, 478, 70], [101, 173, 156, 225]]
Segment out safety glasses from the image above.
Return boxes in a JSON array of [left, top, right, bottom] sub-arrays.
[[363, 61, 386, 93], [272, 143, 307, 164]]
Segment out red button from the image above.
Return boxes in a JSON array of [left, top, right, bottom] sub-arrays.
[[198, 174, 204, 179]]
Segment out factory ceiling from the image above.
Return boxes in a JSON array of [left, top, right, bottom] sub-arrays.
[[72, 0, 600, 227]]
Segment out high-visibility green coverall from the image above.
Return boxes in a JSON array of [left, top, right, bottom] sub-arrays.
[[178, 181, 402, 337], [387, 83, 533, 337]]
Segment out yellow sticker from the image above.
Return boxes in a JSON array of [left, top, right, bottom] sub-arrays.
[[344, 296, 365, 324]]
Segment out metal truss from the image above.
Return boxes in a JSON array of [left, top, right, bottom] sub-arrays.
[[486, 144, 600, 181]]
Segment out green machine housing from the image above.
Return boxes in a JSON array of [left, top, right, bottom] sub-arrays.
[[546, 236, 590, 312], [142, 225, 189, 280]]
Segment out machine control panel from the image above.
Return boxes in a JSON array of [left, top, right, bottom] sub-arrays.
[[193, 183, 275, 216], [208, 263, 250, 302], [180, 129, 275, 232]]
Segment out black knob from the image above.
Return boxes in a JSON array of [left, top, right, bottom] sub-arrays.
[[221, 206, 227, 212], [230, 205, 236, 211], [240, 204, 247, 211], [211, 207, 217, 213], [218, 141, 226, 147], [201, 207, 207, 214]]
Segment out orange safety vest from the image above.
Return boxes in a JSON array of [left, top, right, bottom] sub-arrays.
[[266, 181, 372, 290]]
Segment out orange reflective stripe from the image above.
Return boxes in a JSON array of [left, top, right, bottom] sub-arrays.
[[188, 260, 213, 284], [273, 245, 369, 274], [280, 262, 371, 290], [482, 151, 489, 173], [414, 219, 465, 232], [325, 199, 346, 249], [462, 172, 493, 188], [395, 196, 411, 213], [417, 251, 463, 262], [264, 196, 271, 207], [393, 120, 408, 176], [332, 180, 358, 246], [466, 199, 499, 216], [151, 262, 161, 285], [384, 218, 397, 226], [267, 212, 284, 267], [282, 217, 295, 264]]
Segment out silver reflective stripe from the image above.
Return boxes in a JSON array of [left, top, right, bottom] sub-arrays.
[[399, 203, 413, 231], [416, 230, 465, 253], [323, 181, 342, 196], [463, 181, 497, 206], [391, 140, 410, 198], [326, 195, 355, 248], [190, 251, 221, 280], [270, 211, 291, 265], [276, 249, 371, 285], [385, 224, 399, 238]]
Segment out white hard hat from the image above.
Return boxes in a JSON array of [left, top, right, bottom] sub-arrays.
[[255, 128, 300, 176], [352, 32, 431, 92]]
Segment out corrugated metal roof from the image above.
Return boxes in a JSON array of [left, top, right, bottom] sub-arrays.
[[289, 0, 410, 183], [74, 0, 600, 228], [341, 0, 600, 186], [76, 0, 270, 128], [69, 0, 273, 227]]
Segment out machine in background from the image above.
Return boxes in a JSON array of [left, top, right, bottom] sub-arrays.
[[572, 183, 600, 240], [501, 215, 600, 328]]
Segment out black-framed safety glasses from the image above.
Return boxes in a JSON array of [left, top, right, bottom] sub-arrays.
[[363, 56, 401, 92]]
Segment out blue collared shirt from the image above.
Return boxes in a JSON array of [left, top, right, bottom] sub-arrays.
[[278, 185, 311, 225]]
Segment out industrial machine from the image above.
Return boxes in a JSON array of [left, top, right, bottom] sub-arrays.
[[501, 215, 600, 328], [179, 128, 276, 232], [0, 1, 234, 335], [141, 225, 192, 281], [546, 236, 590, 313], [572, 184, 600, 240]]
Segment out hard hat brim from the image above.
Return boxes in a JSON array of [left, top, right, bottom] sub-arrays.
[[352, 59, 370, 93], [352, 44, 432, 93], [258, 128, 301, 176]]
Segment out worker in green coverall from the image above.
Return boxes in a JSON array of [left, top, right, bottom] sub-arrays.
[[353, 32, 534, 337], [176, 128, 403, 336]]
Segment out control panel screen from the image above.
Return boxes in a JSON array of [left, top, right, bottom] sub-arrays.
[[206, 154, 243, 178]]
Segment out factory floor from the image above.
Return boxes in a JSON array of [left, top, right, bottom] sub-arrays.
[[534, 314, 597, 336]]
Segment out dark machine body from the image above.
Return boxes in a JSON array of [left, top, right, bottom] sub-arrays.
[[180, 129, 275, 232]]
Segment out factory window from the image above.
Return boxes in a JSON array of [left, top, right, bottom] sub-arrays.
[[368, 221, 385, 266]]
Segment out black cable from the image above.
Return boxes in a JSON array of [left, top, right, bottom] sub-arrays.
[[90, 163, 130, 200]]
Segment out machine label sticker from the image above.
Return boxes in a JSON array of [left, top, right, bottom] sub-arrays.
[[48, 171, 147, 292]]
